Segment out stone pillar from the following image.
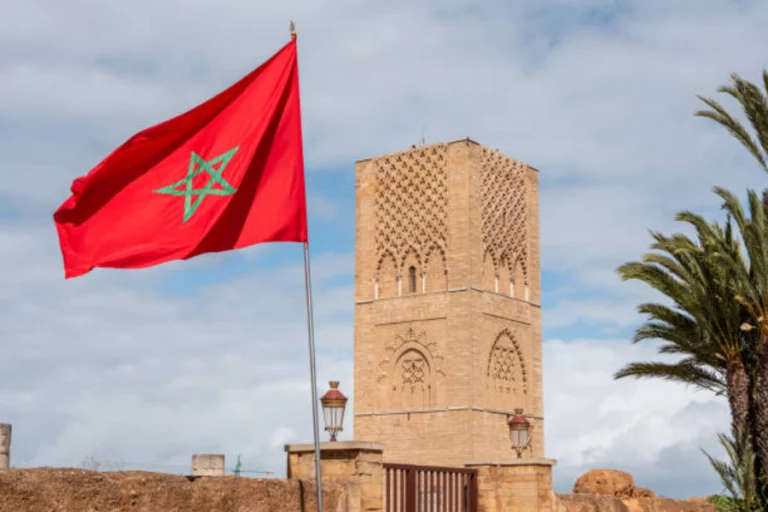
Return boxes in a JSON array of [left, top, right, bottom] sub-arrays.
[[191, 454, 225, 476], [465, 458, 557, 512], [286, 441, 385, 512], [0, 424, 10, 471]]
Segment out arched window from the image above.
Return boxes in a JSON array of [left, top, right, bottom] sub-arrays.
[[408, 266, 417, 294]]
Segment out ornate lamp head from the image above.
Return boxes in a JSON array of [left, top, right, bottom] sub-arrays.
[[507, 408, 531, 458], [320, 381, 348, 442]]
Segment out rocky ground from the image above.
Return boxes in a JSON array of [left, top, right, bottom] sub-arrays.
[[0, 466, 720, 512], [557, 469, 716, 512], [0, 468, 344, 512]]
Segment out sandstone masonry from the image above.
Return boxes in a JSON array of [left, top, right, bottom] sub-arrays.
[[353, 139, 544, 466]]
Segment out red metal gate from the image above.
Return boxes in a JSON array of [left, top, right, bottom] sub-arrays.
[[384, 463, 478, 512]]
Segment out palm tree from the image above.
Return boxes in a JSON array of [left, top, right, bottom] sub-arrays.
[[615, 71, 768, 503], [615, 212, 754, 448], [696, 72, 768, 494], [706, 188, 768, 492], [705, 432, 763, 512]]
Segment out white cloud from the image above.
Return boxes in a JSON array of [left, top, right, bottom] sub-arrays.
[[5, 0, 767, 286], [544, 338, 729, 498]]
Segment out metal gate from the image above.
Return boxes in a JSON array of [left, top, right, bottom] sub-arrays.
[[384, 463, 478, 512]]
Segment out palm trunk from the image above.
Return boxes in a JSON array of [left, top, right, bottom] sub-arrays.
[[755, 335, 768, 496], [725, 357, 765, 504], [747, 366, 765, 503], [727, 358, 751, 445]]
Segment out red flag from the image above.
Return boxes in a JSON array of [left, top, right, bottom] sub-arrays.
[[54, 40, 307, 279]]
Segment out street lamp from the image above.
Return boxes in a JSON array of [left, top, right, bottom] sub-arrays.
[[507, 408, 531, 458], [320, 381, 348, 442]]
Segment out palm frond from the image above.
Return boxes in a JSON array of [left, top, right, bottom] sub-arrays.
[[703, 432, 764, 511], [614, 360, 725, 393], [696, 94, 768, 172]]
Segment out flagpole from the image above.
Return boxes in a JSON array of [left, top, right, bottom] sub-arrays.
[[292, 20, 324, 512], [303, 241, 324, 512]]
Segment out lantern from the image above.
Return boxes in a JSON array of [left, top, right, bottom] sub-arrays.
[[320, 381, 348, 442], [507, 408, 531, 458]]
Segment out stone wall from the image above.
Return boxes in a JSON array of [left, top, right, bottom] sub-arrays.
[[0, 468, 348, 512]]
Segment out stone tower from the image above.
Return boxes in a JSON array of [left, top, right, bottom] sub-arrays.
[[353, 139, 544, 467]]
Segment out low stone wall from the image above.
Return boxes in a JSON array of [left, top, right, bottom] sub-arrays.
[[557, 494, 715, 512], [0, 468, 348, 512]]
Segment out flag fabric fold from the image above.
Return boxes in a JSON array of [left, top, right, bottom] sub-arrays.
[[54, 40, 307, 279]]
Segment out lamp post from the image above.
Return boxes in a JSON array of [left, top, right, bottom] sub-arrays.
[[320, 381, 348, 442], [507, 408, 531, 458]]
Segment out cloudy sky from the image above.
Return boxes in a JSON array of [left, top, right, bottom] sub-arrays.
[[2, 0, 768, 500]]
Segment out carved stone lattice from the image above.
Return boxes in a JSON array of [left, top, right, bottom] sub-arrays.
[[487, 329, 527, 394], [399, 350, 428, 391], [491, 347, 517, 382], [374, 145, 448, 275], [481, 147, 528, 280]]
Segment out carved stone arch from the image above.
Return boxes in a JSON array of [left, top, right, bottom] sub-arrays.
[[378, 327, 445, 382], [487, 328, 528, 396], [377, 327, 445, 410], [482, 248, 498, 292], [498, 255, 512, 296], [401, 247, 421, 295], [377, 251, 398, 298], [376, 249, 397, 274], [516, 255, 529, 282], [424, 244, 446, 266], [395, 348, 430, 391], [424, 244, 447, 292], [512, 257, 528, 300]]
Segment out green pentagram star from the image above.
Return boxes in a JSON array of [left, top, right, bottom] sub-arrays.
[[155, 146, 240, 222]]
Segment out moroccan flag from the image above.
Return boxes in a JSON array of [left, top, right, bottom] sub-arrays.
[[54, 40, 307, 279]]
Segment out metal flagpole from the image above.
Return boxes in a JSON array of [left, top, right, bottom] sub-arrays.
[[292, 21, 323, 511], [303, 241, 324, 512]]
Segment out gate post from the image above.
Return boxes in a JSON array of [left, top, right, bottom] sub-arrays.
[[286, 441, 385, 512], [0, 424, 10, 471], [464, 458, 557, 512]]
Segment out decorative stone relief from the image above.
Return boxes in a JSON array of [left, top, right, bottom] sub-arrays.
[[378, 327, 446, 384], [481, 148, 528, 285], [376, 327, 445, 409], [487, 329, 528, 395], [374, 145, 448, 282], [397, 349, 429, 390]]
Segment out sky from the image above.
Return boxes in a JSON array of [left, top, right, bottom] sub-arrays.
[[2, 0, 768, 500]]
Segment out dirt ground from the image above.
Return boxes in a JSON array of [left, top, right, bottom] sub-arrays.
[[0, 467, 344, 512]]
